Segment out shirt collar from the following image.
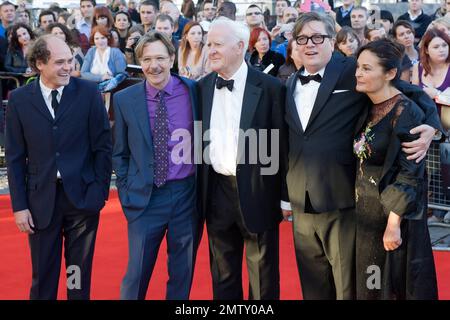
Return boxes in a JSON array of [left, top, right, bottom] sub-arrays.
[[303, 67, 326, 78], [220, 60, 248, 91], [341, 5, 353, 14], [145, 75, 174, 98], [79, 17, 90, 26], [39, 78, 65, 99], [408, 10, 422, 19]]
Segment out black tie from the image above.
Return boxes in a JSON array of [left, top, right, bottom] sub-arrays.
[[298, 73, 322, 85], [51, 90, 59, 115], [216, 77, 234, 91]]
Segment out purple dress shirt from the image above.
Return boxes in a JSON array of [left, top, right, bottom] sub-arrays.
[[145, 76, 195, 181]]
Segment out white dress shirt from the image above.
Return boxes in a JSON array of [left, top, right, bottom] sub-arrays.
[[209, 61, 248, 176], [294, 67, 326, 131], [282, 67, 326, 212], [39, 78, 64, 178]]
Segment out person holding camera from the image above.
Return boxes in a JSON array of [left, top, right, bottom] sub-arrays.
[[125, 24, 145, 65]]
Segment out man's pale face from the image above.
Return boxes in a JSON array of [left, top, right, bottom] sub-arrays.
[[140, 41, 174, 89], [342, 0, 355, 7], [128, 0, 136, 9], [245, 7, 263, 27], [295, 21, 334, 74], [37, 38, 74, 89], [16, 10, 29, 24], [0, 4, 16, 24], [351, 9, 368, 30], [155, 20, 174, 38], [203, 3, 216, 21], [282, 7, 298, 24], [275, 1, 288, 17], [410, 0, 422, 12], [207, 26, 242, 77], [80, 1, 94, 19], [139, 5, 156, 26], [161, 2, 179, 23], [40, 14, 55, 29]]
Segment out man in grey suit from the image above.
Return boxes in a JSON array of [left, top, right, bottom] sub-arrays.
[[112, 31, 201, 300]]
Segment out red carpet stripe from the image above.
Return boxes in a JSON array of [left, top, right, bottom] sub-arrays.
[[0, 191, 447, 300]]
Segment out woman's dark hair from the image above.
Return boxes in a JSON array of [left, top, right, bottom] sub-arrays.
[[392, 20, 415, 39], [356, 38, 405, 82], [46, 22, 80, 48], [335, 26, 361, 54], [114, 10, 132, 30], [420, 28, 450, 77], [8, 23, 35, 51]]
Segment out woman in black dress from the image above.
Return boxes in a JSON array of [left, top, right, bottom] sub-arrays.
[[354, 38, 438, 300]]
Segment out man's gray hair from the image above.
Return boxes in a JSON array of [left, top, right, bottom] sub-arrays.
[[293, 12, 336, 39], [209, 17, 250, 53]]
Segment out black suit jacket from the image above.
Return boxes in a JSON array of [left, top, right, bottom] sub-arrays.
[[6, 77, 112, 230], [285, 53, 442, 214], [199, 67, 288, 233]]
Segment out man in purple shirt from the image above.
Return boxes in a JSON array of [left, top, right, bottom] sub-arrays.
[[112, 31, 201, 300]]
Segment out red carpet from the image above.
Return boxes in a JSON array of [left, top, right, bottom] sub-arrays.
[[0, 191, 448, 300]]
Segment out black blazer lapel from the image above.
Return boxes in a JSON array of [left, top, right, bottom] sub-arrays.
[[55, 78, 77, 122], [239, 68, 262, 132], [286, 71, 304, 134], [306, 54, 346, 131], [30, 79, 53, 123], [202, 72, 217, 134]]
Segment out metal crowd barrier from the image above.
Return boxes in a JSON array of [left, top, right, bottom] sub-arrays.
[[426, 142, 450, 210]]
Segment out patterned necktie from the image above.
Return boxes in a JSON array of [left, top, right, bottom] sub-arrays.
[[51, 90, 59, 115], [153, 90, 169, 187]]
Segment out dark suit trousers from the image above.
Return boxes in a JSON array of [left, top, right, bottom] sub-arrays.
[[292, 197, 355, 300], [206, 171, 280, 300], [120, 176, 197, 300], [28, 181, 99, 300]]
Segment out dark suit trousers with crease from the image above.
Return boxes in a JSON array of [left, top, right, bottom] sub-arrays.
[[28, 181, 100, 300], [292, 196, 356, 300], [206, 170, 280, 300]]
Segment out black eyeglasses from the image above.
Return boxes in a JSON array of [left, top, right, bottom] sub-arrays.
[[246, 12, 262, 16], [296, 34, 331, 45]]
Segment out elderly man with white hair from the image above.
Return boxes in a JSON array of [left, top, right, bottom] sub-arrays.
[[198, 18, 290, 300]]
